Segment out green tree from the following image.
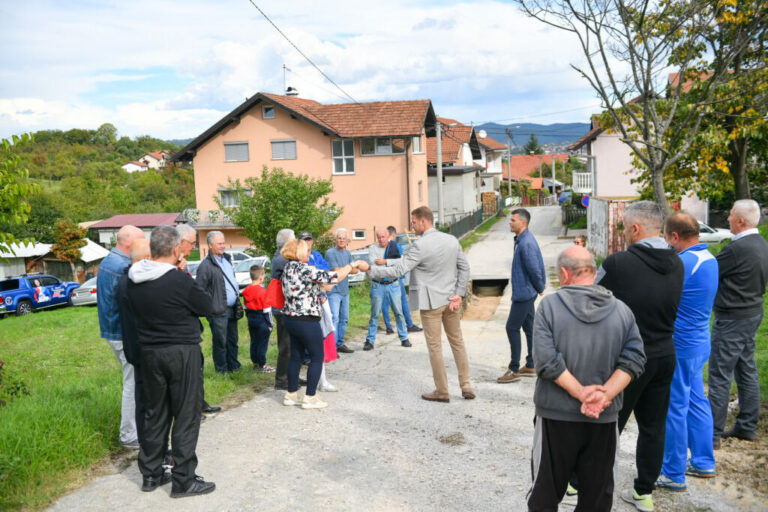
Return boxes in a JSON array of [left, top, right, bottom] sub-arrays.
[[517, 0, 768, 214], [217, 166, 342, 256], [523, 134, 543, 155], [1, 135, 40, 254], [51, 220, 87, 280]]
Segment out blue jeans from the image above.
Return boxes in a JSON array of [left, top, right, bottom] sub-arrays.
[[327, 293, 349, 347], [366, 281, 407, 343], [246, 310, 271, 367], [207, 307, 241, 373], [662, 352, 715, 483], [506, 297, 535, 372], [382, 277, 414, 328]]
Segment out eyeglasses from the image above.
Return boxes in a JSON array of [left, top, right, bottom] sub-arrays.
[[182, 239, 198, 247]]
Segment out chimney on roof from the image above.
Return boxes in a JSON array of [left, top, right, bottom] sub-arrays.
[[285, 86, 299, 96]]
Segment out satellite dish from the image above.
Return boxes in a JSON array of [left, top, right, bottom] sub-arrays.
[[478, 130, 487, 138]]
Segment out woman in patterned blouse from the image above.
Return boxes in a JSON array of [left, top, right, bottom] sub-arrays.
[[280, 238, 368, 409]]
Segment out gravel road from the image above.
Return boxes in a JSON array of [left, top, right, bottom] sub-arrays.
[[48, 208, 747, 511]]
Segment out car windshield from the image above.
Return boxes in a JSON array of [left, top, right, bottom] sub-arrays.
[[81, 278, 97, 287]]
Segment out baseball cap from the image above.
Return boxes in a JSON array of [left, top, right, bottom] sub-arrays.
[[298, 231, 313, 241]]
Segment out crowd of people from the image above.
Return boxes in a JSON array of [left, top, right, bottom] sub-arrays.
[[95, 200, 767, 508]]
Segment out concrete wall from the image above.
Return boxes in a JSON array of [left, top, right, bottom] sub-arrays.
[[428, 172, 480, 220], [192, 104, 428, 249], [592, 132, 642, 199]]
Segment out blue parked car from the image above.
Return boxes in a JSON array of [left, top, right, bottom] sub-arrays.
[[0, 274, 80, 317]]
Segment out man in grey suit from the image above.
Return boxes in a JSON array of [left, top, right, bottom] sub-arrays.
[[367, 206, 474, 403]]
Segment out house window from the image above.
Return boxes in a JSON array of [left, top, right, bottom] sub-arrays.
[[262, 105, 275, 119], [224, 142, 249, 162], [352, 229, 366, 240], [412, 135, 423, 153], [218, 189, 240, 207], [332, 139, 355, 174], [360, 137, 407, 155], [271, 140, 297, 160]]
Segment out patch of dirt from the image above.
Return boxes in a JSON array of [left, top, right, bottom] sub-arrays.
[[714, 407, 768, 499], [438, 432, 466, 446], [463, 294, 501, 321]]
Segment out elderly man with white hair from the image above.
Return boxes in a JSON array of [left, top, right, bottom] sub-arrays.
[[709, 199, 768, 447]]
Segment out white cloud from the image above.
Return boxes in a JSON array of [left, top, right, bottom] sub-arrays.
[[0, 0, 610, 140]]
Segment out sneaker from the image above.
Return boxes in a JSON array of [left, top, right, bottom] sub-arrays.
[[656, 474, 686, 492], [561, 483, 578, 505], [337, 344, 354, 353], [566, 483, 578, 496], [401, 339, 412, 347], [283, 391, 302, 406], [497, 370, 521, 383], [386, 327, 394, 335], [722, 427, 758, 441], [259, 365, 275, 373], [170, 475, 216, 498], [518, 366, 537, 377], [301, 394, 328, 409], [621, 489, 654, 512], [686, 461, 716, 478], [319, 382, 338, 392], [407, 324, 423, 333], [363, 341, 374, 351]]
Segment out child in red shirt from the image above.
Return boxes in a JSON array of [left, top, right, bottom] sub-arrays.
[[242, 265, 274, 372]]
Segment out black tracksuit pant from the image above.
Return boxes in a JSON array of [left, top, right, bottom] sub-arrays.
[[528, 417, 617, 511], [618, 354, 676, 495], [138, 343, 203, 488], [274, 313, 292, 388]]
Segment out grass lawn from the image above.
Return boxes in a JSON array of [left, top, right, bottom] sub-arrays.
[[460, 213, 504, 250]]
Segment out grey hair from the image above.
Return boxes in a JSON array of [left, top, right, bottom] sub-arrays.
[[732, 199, 761, 227], [335, 228, 349, 238], [276, 228, 295, 249], [150, 226, 180, 258], [557, 248, 596, 274], [207, 230, 224, 245], [623, 200, 663, 233], [176, 223, 197, 240]]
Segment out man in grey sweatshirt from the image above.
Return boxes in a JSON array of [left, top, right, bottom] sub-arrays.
[[527, 246, 646, 511]]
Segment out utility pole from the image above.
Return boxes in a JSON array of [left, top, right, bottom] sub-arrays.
[[506, 128, 513, 200], [436, 121, 444, 226], [588, 154, 598, 198], [282, 64, 287, 94], [552, 155, 556, 198]]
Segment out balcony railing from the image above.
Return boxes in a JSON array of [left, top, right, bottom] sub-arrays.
[[572, 172, 592, 194]]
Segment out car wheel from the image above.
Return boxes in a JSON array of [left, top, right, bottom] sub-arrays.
[[16, 300, 33, 316]]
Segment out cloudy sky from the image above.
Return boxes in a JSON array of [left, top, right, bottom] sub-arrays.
[[0, 0, 605, 141]]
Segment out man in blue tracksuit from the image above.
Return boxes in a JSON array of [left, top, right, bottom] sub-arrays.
[[498, 208, 546, 383], [657, 212, 719, 491]]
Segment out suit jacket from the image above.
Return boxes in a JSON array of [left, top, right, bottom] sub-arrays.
[[367, 228, 469, 310]]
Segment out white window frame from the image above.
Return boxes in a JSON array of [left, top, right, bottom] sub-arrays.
[[271, 139, 297, 160], [224, 141, 249, 162], [332, 139, 355, 175], [412, 135, 423, 154], [218, 188, 240, 208], [262, 105, 275, 119], [352, 229, 366, 240], [360, 137, 407, 156]]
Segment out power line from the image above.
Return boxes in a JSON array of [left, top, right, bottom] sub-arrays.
[[246, 1, 363, 106]]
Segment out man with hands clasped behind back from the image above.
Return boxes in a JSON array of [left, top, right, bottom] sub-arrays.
[[527, 245, 646, 512]]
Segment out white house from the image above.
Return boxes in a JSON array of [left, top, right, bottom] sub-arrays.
[[140, 150, 170, 169], [121, 161, 148, 173]]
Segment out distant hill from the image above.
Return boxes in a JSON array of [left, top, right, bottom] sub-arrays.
[[476, 122, 591, 147], [166, 138, 193, 147]]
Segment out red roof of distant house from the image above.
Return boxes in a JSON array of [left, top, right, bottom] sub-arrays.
[[145, 151, 166, 160], [502, 154, 569, 181], [89, 213, 181, 229], [426, 117, 475, 165], [479, 136, 506, 150], [125, 160, 148, 167]]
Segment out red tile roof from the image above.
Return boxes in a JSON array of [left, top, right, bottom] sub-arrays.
[[479, 136, 506, 150], [502, 154, 569, 181], [125, 160, 148, 167], [568, 126, 603, 151], [426, 119, 475, 165], [145, 151, 166, 161], [89, 213, 181, 229]]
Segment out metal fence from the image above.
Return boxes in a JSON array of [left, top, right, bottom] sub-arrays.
[[442, 206, 485, 239], [562, 205, 587, 225]]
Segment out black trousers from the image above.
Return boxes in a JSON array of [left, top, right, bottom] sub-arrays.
[[618, 354, 676, 495], [134, 363, 145, 444], [138, 344, 203, 488], [274, 313, 292, 387], [528, 417, 617, 512]]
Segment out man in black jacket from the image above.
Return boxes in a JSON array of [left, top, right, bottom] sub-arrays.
[[196, 231, 241, 373], [597, 201, 684, 512], [126, 226, 215, 498], [709, 199, 768, 446]]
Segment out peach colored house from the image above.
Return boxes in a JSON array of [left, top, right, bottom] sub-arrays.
[[172, 93, 437, 253]]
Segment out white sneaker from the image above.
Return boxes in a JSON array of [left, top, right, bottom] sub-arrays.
[[319, 382, 338, 392], [283, 391, 301, 406], [301, 394, 328, 409]]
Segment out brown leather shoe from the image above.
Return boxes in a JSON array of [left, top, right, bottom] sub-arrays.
[[421, 391, 450, 403], [461, 388, 476, 400], [519, 366, 537, 377], [497, 370, 521, 383]]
